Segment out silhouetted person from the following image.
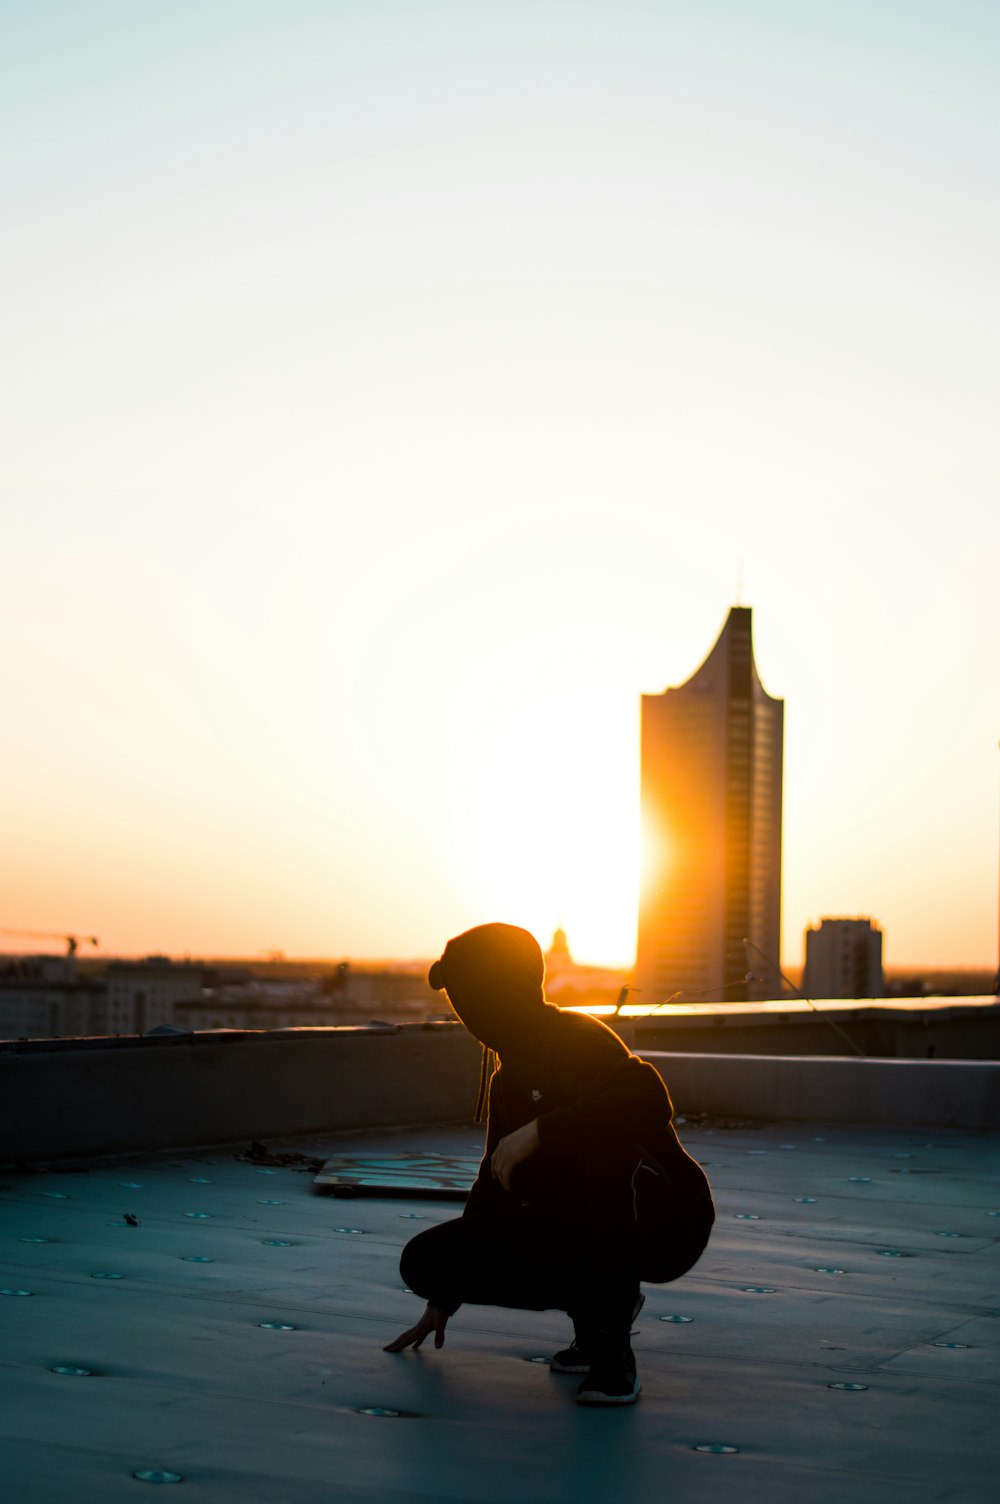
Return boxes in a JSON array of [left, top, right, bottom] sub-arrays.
[[385, 922, 714, 1405]]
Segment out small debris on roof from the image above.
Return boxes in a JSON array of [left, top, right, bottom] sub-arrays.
[[239, 1142, 324, 1171]]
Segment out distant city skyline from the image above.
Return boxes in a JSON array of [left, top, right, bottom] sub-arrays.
[[2, 4, 997, 969]]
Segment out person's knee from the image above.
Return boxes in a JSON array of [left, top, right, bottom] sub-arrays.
[[399, 1219, 466, 1298], [399, 1231, 432, 1296]]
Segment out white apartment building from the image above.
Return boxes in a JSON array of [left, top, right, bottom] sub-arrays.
[[803, 917, 884, 999]]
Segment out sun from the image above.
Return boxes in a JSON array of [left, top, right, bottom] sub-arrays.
[[450, 689, 640, 968]]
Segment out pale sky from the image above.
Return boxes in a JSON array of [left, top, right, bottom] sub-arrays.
[[2, 1, 997, 971]]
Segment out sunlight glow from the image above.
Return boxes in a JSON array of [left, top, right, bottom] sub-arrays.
[[453, 690, 640, 966]]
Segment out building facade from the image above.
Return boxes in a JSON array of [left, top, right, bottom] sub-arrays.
[[103, 958, 204, 1034], [635, 606, 784, 1005], [803, 917, 884, 999], [0, 955, 105, 1039]]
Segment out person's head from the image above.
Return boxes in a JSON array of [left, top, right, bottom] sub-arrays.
[[428, 922, 545, 1051]]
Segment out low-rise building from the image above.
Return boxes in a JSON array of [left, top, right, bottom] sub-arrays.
[[803, 917, 883, 999], [0, 955, 105, 1039], [103, 957, 205, 1034]]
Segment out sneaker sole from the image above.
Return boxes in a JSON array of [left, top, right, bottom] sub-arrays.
[[576, 1378, 641, 1406], [549, 1356, 591, 1374]]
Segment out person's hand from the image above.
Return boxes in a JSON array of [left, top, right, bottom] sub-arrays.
[[490, 1118, 541, 1192], [383, 1303, 449, 1353]]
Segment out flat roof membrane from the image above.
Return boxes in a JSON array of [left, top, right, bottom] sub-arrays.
[[2, 1120, 998, 1502]]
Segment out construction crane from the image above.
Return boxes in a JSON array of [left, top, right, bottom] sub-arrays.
[[0, 929, 99, 957]]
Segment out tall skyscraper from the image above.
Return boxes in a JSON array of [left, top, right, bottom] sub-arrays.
[[636, 607, 783, 1004]]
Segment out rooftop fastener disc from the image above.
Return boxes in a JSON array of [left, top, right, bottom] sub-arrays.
[[357, 1407, 401, 1417], [119, 1183, 144, 1189], [741, 1287, 776, 1294], [815, 1268, 846, 1275], [829, 1382, 868, 1391], [935, 1231, 961, 1238], [257, 1199, 284, 1206], [849, 1176, 872, 1183], [261, 1239, 294, 1247], [52, 1365, 92, 1376], [42, 1191, 68, 1198], [794, 1197, 818, 1203], [693, 1443, 739, 1454], [527, 1356, 552, 1363], [184, 1212, 210, 1219], [180, 1256, 214, 1263], [1, 1288, 33, 1296], [188, 1177, 212, 1184], [91, 1272, 125, 1280], [259, 1322, 297, 1331], [878, 1250, 911, 1258], [132, 1471, 184, 1483], [932, 1341, 970, 1349], [19, 1236, 49, 1243], [336, 1227, 364, 1235], [660, 1315, 693, 1323], [735, 1214, 760, 1220]]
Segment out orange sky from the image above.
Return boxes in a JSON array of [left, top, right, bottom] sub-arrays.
[[2, 4, 997, 973]]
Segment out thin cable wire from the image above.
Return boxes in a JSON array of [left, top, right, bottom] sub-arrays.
[[628, 943, 866, 1057], [742, 937, 866, 1058]]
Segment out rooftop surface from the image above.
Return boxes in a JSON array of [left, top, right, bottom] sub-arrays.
[[3, 1118, 998, 1504]]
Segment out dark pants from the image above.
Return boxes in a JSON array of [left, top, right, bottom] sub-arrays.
[[400, 1213, 641, 1336]]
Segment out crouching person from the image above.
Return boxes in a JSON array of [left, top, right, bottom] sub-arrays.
[[384, 923, 714, 1406]]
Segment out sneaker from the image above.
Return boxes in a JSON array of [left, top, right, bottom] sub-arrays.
[[549, 1293, 645, 1374], [549, 1337, 592, 1375], [576, 1344, 641, 1406]]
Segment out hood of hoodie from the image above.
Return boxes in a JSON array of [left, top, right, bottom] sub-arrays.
[[428, 923, 546, 1051]]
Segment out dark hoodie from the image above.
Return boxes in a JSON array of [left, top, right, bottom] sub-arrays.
[[429, 923, 714, 1283]]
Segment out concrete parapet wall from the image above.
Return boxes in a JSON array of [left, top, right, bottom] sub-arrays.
[[0, 1025, 483, 1164], [628, 1000, 1000, 1060], [644, 1051, 1000, 1130], [2, 1028, 998, 1165]]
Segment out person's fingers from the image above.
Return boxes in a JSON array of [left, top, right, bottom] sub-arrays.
[[385, 1307, 446, 1354], [383, 1321, 426, 1352]]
